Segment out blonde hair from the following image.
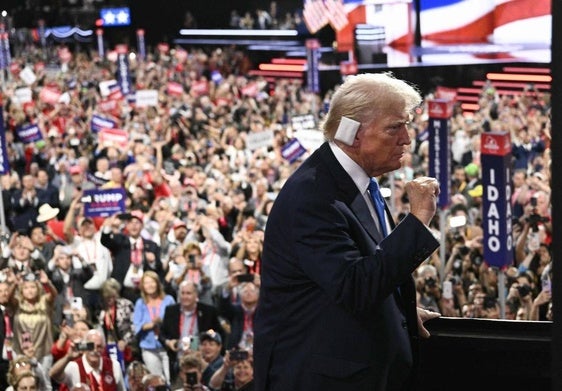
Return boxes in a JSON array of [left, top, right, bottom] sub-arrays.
[[322, 72, 421, 140], [140, 271, 165, 301]]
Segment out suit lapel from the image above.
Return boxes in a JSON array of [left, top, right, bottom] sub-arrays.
[[318, 143, 384, 243]]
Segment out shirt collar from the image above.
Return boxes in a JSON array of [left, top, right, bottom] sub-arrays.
[[329, 141, 370, 194]]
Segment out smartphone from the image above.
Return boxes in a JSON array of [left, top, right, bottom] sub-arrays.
[[230, 349, 249, 361], [236, 274, 254, 283], [71, 297, 83, 311], [186, 372, 198, 386], [442, 280, 453, 299], [188, 254, 196, 266], [189, 335, 199, 351]]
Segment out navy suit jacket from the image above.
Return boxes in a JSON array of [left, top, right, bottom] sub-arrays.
[[254, 143, 439, 391]]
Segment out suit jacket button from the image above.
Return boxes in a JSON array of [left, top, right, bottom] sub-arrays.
[[402, 320, 408, 329]]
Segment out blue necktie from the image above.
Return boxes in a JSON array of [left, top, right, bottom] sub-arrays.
[[368, 178, 388, 237]]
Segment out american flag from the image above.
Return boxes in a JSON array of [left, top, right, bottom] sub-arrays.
[[303, 0, 329, 34], [324, 0, 349, 31]]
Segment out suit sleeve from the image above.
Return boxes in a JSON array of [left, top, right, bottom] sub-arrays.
[[292, 195, 438, 319]]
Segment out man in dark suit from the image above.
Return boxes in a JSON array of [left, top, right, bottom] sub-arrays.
[[100, 211, 163, 302], [159, 281, 224, 383], [254, 73, 441, 391]]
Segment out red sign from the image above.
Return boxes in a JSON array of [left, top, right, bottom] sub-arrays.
[[99, 128, 129, 149], [39, 87, 62, 104], [428, 99, 453, 119], [157, 43, 169, 53], [481, 132, 511, 156], [435, 86, 458, 101], [167, 82, 183, 96], [190, 80, 209, 96]]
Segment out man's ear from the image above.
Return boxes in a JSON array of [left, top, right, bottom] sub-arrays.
[[334, 117, 360, 146]]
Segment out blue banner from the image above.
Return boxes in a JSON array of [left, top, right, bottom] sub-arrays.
[[481, 132, 513, 268], [306, 39, 320, 94], [106, 343, 125, 373], [91, 114, 116, 133], [82, 188, 126, 217], [0, 106, 10, 174], [16, 124, 43, 144], [427, 100, 452, 209], [117, 51, 132, 96]]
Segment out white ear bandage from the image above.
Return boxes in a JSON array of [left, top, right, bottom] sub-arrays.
[[334, 116, 360, 146]]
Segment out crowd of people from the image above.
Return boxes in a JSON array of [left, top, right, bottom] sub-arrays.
[[0, 33, 552, 390]]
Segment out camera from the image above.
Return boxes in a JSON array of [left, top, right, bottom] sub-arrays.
[[458, 246, 470, 256], [75, 341, 95, 351], [424, 277, 437, 288], [236, 274, 254, 283], [188, 254, 196, 266], [517, 284, 532, 297], [229, 349, 249, 361]]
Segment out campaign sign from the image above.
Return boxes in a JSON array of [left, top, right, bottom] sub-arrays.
[[135, 89, 159, 107], [16, 124, 43, 144], [481, 132, 513, 268], [116, 51, 132, 95], [291, 114, 316, 131], [306, 39, 320, 93], [281, 138, 306, 164], [245, 130, 274, 151], [106, 343, 125, 373], [82, 188, 126, 217], [98, 128, 129, 149], [0, 106, 10, 174], [427, 99, 452, 208], [91, 115, 116, 133]]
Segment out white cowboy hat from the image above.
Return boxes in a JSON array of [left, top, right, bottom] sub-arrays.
[[37, 203, 60, 223]]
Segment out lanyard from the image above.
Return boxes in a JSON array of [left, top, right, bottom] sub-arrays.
[[179, 306, 198, 337]]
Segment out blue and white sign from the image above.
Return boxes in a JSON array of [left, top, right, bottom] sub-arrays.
[[100, 8, 131, 27], [116, 48, 132, 95], [282, 138, 307, 164], [16, 124, 43, 144], [481, 132, 513, 268], [82, 188, 127, 217], [427, 99, 452, 209], [91, 115, 116, 133]]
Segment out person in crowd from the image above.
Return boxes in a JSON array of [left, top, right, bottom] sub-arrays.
[[5, 355, 50, 391], [28, 225, 62, 266], [209, 350, 254, 391], [254, 73, 441, 390], [170, 242, 213, 305], [64, 196, 113, 311], [198, 329, 224, 387], [219, 281, 259, 351], [133, 271, 175, 383], [172, 353, 211, 391], [126, 361, 150, 391], [185, 213, 231, 292], [49, 328, 126, 390], [97, 278, 137, 364], [10, 175, 40, 233], [10, 269, 57, 376], [141, 373, 168, 390], [8, 370, 38, 391], [1, 233, 45, 277], [160, 280, 224, 383], [101, 211, 163, 302], [51, 319, 92, 362], [47, 245, 95, 327]]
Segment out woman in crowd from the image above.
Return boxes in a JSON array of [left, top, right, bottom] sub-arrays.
[[10, 371, 38, 391], [209, 350, 255, 391], [11, 270, 57, 378], [6, 356, 49, 391], [133, 271, 175, 383], [97, 278, 137, 363]]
